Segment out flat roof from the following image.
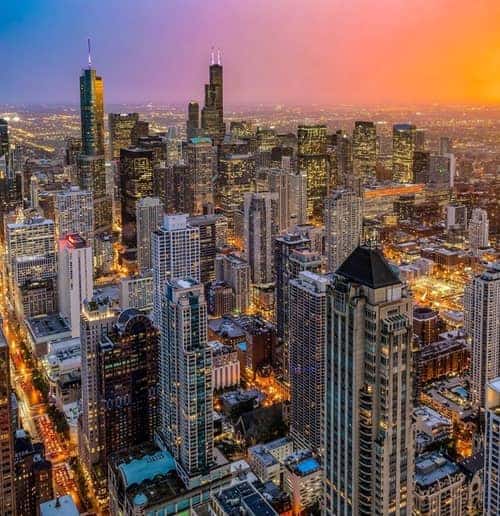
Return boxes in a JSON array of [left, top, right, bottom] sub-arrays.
[[415, 453, 459, 488], [118, 450, 176, 488], [215, 481, 277, 516], [26, 314, 71, 340], [40, 495, 80, 516]]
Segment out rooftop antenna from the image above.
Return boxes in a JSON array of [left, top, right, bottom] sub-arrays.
[[210, 46, 215, 66], [217, 49, 221, 65], [87, 37, 92, 68]]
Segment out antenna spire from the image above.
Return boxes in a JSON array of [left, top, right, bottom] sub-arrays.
[[87, 38, 92, 68], [210, 47, 215, 66], [217, 49, 221, 65]]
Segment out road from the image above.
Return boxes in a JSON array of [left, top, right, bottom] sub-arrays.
[[0, 275, 85, 511]]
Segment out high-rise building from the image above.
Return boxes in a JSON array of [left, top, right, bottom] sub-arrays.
[[97, 309, 159, 464], [187, 101, 200, 140], [201, 53, 225, 145], [325, 246, 414, 515], [79, 61, 111, 235], [151, 214, 200, 325], [14, 429, 53, 516], [439, 136, 452, 155], [54, 186, 94, 242], [58, 234, 93, 338], [414, 128, 426, 151], [446, 203, 468, 232], [0, 119, 9, 160], [0, 321, 16, 515], [136, 197, 162, 272], [64, 136, 82, 166], [6, 215, 58, 319], [120, 147, 154, 247], [244, 191, 279, 284], [464, 263, 500, 409], [79, 296, 117, 480], [80, 67, 105, 156], [485, 378, 500, 514], [324, 189, 363, 272], [186, 137, 217, 215], [331, 130, 353, 191], [392, 123, 416, 183], [187, 214, 219, 284], [352, 121, 377, 181], [468, 208, 489, 255], [289, 271, 329, 451], [412, 150, 430, 183], [108, 113, 139, 161], [298, 124, 328, 220], [215, 253, 250, 313], [77, 154, 112, 234], [159, 278, 214, 489]]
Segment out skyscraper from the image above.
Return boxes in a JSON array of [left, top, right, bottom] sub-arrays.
[[325, 246, 414, 515], [215, 253, 250, 313], [244, 191, 279, 284], [120, 147, 154, 247], [97, 309, 159, 464], [108, 113, 140, 161], [464, 263, 500, 409], [54, 186, 94, 242], [79, 57, 112, 234], [352, 121, 377, 181], [201, 53, 225, 144], [0, 321, 15, 516], [187, 214, 219, 284], [186, 137, 217, 215], [468, 208, 489, 255], [187, 101, 200, 140], [392, 123, 416, 183], [159, 278, 214, 489], [324, 189, 363, 272], [289, 271, 328, 452], [57, 234, 94, 338], [80, 67, 105, 156], [0, 118, 9, 160], [297, 124, 328, 220], [333, 130, 354, 190], [79, 296, 117, 483], [484, 378, 500, 514], [151, 214, 200, 325], [136, 197, 162, 272]]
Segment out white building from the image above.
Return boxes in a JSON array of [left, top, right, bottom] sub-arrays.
[[485, 378, 500, 514], [151, 214, 200, 325], [243, 191, 279, 284], [208, 341, 240, 391], [464, 263, 500, 409], [446, 204, 467, 232], [57, 234, 93, 338], [215, 253, 250, 313], [136, 197, 162, 272], [54, 186, 94, 242], [468, 208, 489, 255], [324, 189, 363, 273]]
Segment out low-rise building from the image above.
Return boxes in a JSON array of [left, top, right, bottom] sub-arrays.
[[247, 437, 293, 484]]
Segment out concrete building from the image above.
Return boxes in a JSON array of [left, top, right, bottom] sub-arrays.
[[58, 234, 93, 338], [119, 274, 153, 311], [151, 214, 200, 325], [243, 191, 279, 284], [324, 188, 363, 273], [136, 196, 162, 272], [215, 253, 250, 313], [325, 246, 414, 515], [464, 263, 500, 409], [54, 186, 94, 242], [485, 378, 500, 514], [159, 278, 214, 489], [468, 208, 489, 255], [289, 271, 328, 452], [208, 341, 240, 391]]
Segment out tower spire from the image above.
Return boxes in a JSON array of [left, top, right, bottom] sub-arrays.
[[210, 46, 215, 66], [87, 37, 92, 68], [217, 49, 221, 66]]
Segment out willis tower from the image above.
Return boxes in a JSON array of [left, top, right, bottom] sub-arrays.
[[201, 50, 225, 145]]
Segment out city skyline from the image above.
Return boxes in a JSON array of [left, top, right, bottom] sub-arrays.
[[2, 0, 500, 106]]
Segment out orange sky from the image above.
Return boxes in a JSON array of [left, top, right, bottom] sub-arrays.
[[2, 0, 500, 105]]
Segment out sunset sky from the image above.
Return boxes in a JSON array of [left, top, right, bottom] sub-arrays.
[[1, 0, 499, 105]]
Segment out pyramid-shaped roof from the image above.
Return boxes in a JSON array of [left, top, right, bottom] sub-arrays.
[[336, 246, 400, 289]]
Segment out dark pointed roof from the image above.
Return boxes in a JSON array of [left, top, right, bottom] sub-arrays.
[[336, 246, 401, 289]]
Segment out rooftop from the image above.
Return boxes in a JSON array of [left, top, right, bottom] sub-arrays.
[[40, 495, 80, 516], [336, 246, 401, 289], [26, 313, 71, 341], [118, 450, 176, 488], [415, 453, 459, 489], [214, 481, 277, 516]]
